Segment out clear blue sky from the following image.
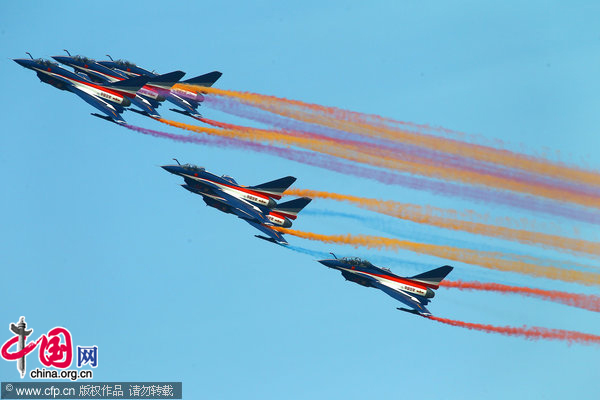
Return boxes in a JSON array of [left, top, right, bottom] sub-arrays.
[[1, 1, 599, 398]]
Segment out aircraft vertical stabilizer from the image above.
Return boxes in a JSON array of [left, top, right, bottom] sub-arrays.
[[408, 266, 454, 289], [272, 197, 312, 219], [182, 71, 223, 87]]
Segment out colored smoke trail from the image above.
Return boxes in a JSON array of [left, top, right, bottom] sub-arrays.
[[198, 116, 600, 209], [124, 123, 240, 148], [203, 95, 380, 145], [273, 228, 600, 286], [146, 119, 600, 224], [124, 123, 600, 283], [286, 245, 331, 259], [123, 124, 364, 172], [177, 84, 600, 189], [286, 188, 600, 258], [441, 280, 600, 312], [129, 121, 600, 224], [203, 97, 600, 201], [428, 316, 600, 345], [166, 117, 600, 210]]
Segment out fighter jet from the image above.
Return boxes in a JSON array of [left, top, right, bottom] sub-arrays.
[[51, 51, 185, 119], [97, 55, 221, 120], [13, 54, 149, 124], [318, 255, 453, 316], [162, 160, 311, 244]]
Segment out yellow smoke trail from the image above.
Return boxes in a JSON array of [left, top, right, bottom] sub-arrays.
[[159, 117, 600, 209], [176, 84, 600, 189], [272, 227, 600, 286], [286, 188, 600, 258]]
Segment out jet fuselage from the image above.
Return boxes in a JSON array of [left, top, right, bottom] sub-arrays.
[[163, 164, 277, 208], [320, 258, 435, 298], [14, 58, 133, 107]]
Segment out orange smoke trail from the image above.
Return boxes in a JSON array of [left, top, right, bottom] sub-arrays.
[[286, 188, 600, 258], [441, 280, 600, 312], [272, 228, 600, 286], [427, 316, 600, 345], [199, 117, 258, 134], [158, 118, 366, 156], [177, 84, 600, 189], [166, 116, 600, 209], [159, 117, 431, 176]]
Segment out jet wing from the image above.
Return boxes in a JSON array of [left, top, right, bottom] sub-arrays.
[[183, 176, 219, 192], [167, 94, 201, 117], [130, 95, 161, 118], [371, 281, 432, 316], [68, 86, 126, 124], [245, 220, 288, 245], [136, 93, 161, 109], [205, 189, 270, 225]]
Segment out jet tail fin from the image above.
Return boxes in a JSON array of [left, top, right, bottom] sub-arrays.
[[408, 265, 453, 290], [248, 176, 297, 200], [104, 75, 150, 96], [147, 70, 186, 89], [182, 71, 222, 87], [271, 197, 312, 220]]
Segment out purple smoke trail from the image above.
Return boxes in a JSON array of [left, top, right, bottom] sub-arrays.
[[122, 124, 600, 225], [203, 95, 384, 145], [203, 96, 600, 200]]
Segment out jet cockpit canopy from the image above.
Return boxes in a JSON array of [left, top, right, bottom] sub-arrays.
[[221, 175, 238, 185], [341, 257, 375, 269], [183, 164, 205, 173]]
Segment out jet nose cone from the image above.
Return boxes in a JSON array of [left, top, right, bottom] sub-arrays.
[[13, 58, 31, 68], [161, 165, 181, 174], [51, 55, 70, 64], [318, 259, 338, 268]]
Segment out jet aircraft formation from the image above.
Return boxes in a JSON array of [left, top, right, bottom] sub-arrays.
[[14, 51, 453, 316], [13, 51, 221, 124], [161, 160, 453, 316]]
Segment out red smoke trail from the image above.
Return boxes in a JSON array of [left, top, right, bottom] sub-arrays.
[[440, 280, 600, 312], [428, 316, 600, 345]]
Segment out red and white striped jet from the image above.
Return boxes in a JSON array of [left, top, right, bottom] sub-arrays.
[[14, 55, 149, 124], [319, 256, 453, 316]]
